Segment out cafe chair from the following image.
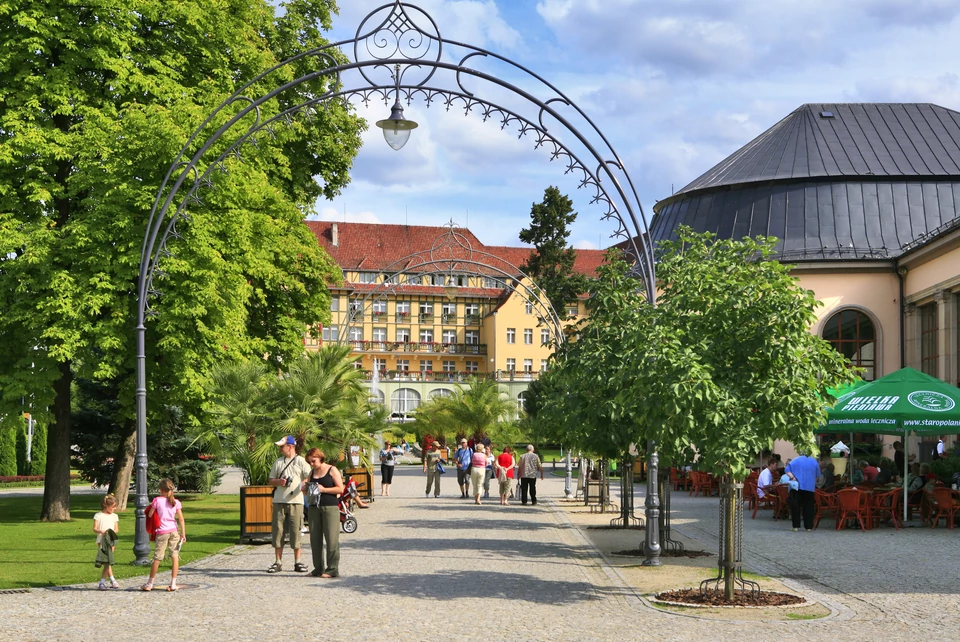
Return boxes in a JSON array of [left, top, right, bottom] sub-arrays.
[[869, 488, 902, 530], [814, 490, 840, 529], [744, 479, 777, 519], [775, 484, 791, 520], [927, 487, 960, 529], [836, 488, 868, 531], [669, 467, 691, 492]]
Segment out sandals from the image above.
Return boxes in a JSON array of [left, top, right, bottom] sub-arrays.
[[140, 583, 154, 592], [294, 562, 308, 573], [166, 585, 179, 592], [266, 562, 282, 574]]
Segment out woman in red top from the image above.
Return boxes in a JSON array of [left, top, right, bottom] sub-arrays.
[[495, 447, 516, 506]]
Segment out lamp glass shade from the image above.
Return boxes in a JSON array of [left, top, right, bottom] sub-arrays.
[[375, 102, 418, 151]]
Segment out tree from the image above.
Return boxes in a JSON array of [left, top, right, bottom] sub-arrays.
[[519, 186, 589, 315], [414, 378, 516, 446], [0, 1, 363, 520]]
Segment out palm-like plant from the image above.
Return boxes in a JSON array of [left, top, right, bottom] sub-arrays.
[[416, 378, 515, 445]]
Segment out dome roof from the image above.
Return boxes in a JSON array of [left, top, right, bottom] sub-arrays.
[[652, 103, 960, 260]]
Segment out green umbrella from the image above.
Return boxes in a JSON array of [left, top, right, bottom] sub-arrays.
[[818, 367, 960, 521]]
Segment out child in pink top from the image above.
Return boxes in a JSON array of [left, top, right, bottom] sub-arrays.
[[141, 479, 186, 592]]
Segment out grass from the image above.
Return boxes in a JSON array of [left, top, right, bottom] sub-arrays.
[[0, 494, 241, 590]]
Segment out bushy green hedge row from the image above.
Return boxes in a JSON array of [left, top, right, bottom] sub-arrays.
[[0, 414, 46, 477]]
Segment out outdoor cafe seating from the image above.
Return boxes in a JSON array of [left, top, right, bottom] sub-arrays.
[[925, 487, 960, 529], [836, 488, 869, 531], [744, 478, 778, 519], [669, 467, 691, 492], [814, 489, 840, 529], [689, 471, 719, 497], [775, 484, 791, 520]]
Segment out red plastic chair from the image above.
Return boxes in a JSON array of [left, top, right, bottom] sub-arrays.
[[814, 490, 840, 529], [745, 479, 777, 519], [836, 488, 868, 531], [775, 484, 791, 520], [869, 488, 902, 530], [669, 467, 691, 492], [927, 487, 960, 529]]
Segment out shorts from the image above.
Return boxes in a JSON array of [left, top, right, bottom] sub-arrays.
[[154, 531, 180, 561], [272, 503, 304, 549], [499, 478, 512, 496], [457, 467, 470, 486]]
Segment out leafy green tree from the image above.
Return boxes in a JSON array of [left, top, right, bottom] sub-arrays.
[[414, 378, 515, 447], [519, 186, 589, 315], [0, 415, 18, 477], [0, 1, 363, 520]]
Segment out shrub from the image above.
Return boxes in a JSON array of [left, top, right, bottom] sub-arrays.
[[0, 416, 19, 477], [148, 459, 223, 494]]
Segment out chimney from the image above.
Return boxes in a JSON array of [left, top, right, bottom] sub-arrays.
[[331, 222, 339, 247]]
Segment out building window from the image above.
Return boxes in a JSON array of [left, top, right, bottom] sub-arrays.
[[566, 303, 578, 317], [465, 360, 479, 372], [330, 296, 340, 312], [396, 301, 410, 321], [391, 388, 420, 413], [419, 302, 433, 315], [442, 302, 456, 315], [540, 359, 549, 372], [373, 327, 387, 342], [525, 301, 533, 314], [523, 359, 533, 372], [524, 329, 533, 344], [442, 360, 456, 372], [358, 272, 378, 283], [407, 275, 422, 285], [541, 329, 550, 344], [321, 325, 339, 342], [429, 388, 453, 399], [396, 359, 410, 372], [822, 309, 876, 381], [920, 303, 938, 377], [506, 358, 516, 372], [465, 331, 479, 345], [373, 357, 387, 371], [305, 330, 318, 347], [348, 327, 363, 342], [442, 329, 457, 344], [464, 303, 480, 315], [384, 273, 399, 284], [372, 300, 387, 314], [506, 328, 516, 344], [517, 391, 527, 412], [484, 276, 505, 288], [369, 389, 385, 404], [420, 360, 433, 372], [396, 328, 410, 342], [420, 329, 433, 343], [349, 298, 362, 313]]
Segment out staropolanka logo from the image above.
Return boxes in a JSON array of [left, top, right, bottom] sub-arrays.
[[907, 391, 955, 412]]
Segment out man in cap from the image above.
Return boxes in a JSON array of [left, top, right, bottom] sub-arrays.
[[454, 438, 473, 498], [267, 436, 312, 573]]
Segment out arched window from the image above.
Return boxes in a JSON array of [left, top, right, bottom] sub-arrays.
[[822, 309, 876, 381], [368, 389, 385, 404], [517, 391, 528, 413], [429, 388, 453, 400], [391, 388, 421, 414]]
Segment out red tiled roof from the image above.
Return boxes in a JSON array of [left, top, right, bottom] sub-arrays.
[[304, 221, 606, 277]]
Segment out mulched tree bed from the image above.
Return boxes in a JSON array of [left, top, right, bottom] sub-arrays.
[[656, 588, 804, 607], [612, 548, 712, 558], [587, 525, 646, 530]]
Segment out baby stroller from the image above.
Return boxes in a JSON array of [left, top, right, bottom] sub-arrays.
[[339, 476, 360, 534]]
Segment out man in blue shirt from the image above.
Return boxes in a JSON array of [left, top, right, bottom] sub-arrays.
[[454, 439, 473, 498], [785, 451, 820, 532]]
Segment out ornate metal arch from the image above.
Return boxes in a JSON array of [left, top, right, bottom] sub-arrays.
[[134, 0, 661, 566]]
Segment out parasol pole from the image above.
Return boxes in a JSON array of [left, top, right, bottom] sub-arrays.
[[902, 430, 910, 522]]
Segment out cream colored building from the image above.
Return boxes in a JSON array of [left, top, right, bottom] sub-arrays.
[[651, 103, 960, 460], [303, 221, 602, 417]]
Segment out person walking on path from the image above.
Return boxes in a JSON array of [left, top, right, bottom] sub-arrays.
[[423, 442, 445, 497], [454, 438, 473, 498], [303, 448, 343, 578], [482, 445, 494, 499], [785, 451, 820, 532], [518, 445, 544, 506], [380, 440, 397, 496], [267, 435, 312, 574], [470, 446, 488, 505], [141, 479, 186, 592], [495, 447, 515, 505], [93, 494, 120, 590]]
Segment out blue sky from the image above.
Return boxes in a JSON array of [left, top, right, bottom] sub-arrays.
[[311, 0, 960, 249]]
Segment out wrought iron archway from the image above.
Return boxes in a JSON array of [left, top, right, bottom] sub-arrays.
[[135, 0, 660, 566]]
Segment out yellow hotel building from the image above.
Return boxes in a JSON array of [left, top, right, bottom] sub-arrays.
[[304, 221, 605, 417]]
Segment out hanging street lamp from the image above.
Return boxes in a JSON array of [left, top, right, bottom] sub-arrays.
[[375, 64, 418, 151]]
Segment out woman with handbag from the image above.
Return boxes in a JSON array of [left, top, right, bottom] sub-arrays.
[[303, 448, 344, 578], [423, 441, 445, 498], [495, 447, 516, 505]]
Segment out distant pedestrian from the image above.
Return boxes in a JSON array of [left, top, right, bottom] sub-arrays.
[[423, 441, 445, 498], [518, 445, 544, 506], [93, 494, 119, 590], [303, 448, 343, 578], [483, 445, 494, 499], [495, 447, 515, 505], [471, 445, 488, 504], [267, 435, 311, 574], [141, 479, 186, 592], [380, 440, 396, 496], [785, 450, 820, 531], [455, 438, 473, 498]]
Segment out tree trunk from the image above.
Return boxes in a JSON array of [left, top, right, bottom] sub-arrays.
[[723, 486, 736, 600], [109, 420, 136, 510], [41, 360, 72, 522]]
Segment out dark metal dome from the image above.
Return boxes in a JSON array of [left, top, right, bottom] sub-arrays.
[[651, 103, 960, 261]]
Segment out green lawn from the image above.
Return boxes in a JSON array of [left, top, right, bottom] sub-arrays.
[[0, 494, 241, 590]]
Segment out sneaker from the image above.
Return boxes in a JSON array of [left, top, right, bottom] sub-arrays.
[[300, 527, 309, 534], [792, 528, 799, 532], [805, 529, 812, 532], [426, 494, 430, 498], [98, 582, 108, 591], [109, 580, 120, 589]]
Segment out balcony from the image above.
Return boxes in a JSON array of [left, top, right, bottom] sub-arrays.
[[464, 313, 481, 325], [348, 341, 486, 355], [371, 310, 388, 320], [441, 313, 457, 323], [418, 312, 434, 323], [359, 369, 540, 382], [395, 311, 411, 322]]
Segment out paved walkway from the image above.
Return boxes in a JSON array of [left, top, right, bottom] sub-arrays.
[[1, 467, 957, 641]]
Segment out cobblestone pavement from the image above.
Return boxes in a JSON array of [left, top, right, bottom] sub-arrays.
[[2, 467, 957, 641]]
